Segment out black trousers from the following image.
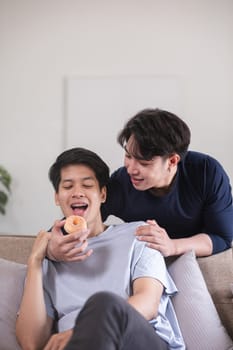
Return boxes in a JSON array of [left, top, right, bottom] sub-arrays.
[[65, 291, 169, 350]]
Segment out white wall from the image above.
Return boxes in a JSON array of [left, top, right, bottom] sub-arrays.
[[0, 0, 233, 235]]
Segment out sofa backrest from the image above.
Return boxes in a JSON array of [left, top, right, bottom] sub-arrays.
[[0, 235, 35, 264]]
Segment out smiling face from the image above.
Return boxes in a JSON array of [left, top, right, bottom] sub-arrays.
[[55, 164, 106, 235], [124, 135, 179, 191]]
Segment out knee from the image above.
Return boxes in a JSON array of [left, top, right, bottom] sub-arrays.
[[84, 291, 128, 318], [83, 292, 129, 332], [87, 291, 123, 309]]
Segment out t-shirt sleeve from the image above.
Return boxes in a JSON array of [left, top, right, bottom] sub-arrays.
[[131, 240, 177, 296]]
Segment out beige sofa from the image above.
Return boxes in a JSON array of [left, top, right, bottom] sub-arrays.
[[0, 234, 233, 350]]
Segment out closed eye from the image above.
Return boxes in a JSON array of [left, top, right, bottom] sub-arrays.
[[83, 184, 93, 188], [63, 185, 72, 190]]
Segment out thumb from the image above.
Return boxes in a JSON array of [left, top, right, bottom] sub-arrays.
[[51, 219, 66, 236]]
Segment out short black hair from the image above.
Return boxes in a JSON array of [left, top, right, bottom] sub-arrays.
[[118, 108, 191, 160], [49, 147, 110, 192]]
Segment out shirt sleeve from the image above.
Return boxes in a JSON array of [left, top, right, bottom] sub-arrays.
[[130, 240, 177, 296], [203, 156, 233, 253]]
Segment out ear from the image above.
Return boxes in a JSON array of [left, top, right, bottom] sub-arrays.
[[100, 186, 107, 203], [54, 192, 60, 206], [168, 154, 180, 168]]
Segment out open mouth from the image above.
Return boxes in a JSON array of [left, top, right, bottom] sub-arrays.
[[70, 203, 88, 216], [130, 177, 143, 186]]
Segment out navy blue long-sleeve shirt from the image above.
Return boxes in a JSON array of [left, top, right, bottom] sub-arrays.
[[101, 151, 233, 254]]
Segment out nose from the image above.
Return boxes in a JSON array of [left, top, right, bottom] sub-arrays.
[[72, 193, 84, 198], [71, 186, 85, 198]]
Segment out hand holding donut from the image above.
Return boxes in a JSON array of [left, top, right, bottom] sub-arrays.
[[46, 217, 93, 262]]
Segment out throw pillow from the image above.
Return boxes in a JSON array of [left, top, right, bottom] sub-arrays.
[[167, 250, 233, 350], [0, 258, 26, 350]]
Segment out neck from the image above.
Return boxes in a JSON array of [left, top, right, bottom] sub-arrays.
[[88, 222, 108, 238], [149, 167, 177, 197]]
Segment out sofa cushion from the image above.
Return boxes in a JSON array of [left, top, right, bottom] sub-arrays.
[[167, 250, 233, 350], [0, 258, 26, 350]]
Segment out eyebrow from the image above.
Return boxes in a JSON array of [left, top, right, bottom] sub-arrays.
[[124, 145, 155, 162], [124, 145, 145, 161], [61, 176, 96, 183], [82, 176, 96, 182]]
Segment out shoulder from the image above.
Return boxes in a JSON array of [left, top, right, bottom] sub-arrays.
[[109, 167, 130, 186], [127, 225, 165, 265], [179, 151, 232, 199], [101, 167, 134, 220], [105, 167, 131, 197], [109, 221, 145, 235], [184, 151, 224, 169], [133, 238, 163, 260], [181, 151, 228, 178], [111, 166, 128, 178], [184, 150, 216, 164]]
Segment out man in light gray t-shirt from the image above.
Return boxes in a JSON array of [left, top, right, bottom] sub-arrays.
[[43, 221, 184, 349]]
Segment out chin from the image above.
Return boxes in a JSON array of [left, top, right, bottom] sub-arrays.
[[133, 184, 148, 191]]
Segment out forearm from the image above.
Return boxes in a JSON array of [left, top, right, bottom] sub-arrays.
[[127, 293, 158, 320], [173, 233, 213, 257], [128, 277, 163, 321], [16, 259, 51, 350]]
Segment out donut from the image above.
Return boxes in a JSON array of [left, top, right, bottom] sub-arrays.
[[64, 215, 87, 234]]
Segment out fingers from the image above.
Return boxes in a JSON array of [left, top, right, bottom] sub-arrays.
[[64, 239, 89, 255], [52, 220, 90, 243], [135, 222, 174, 257], [43, 329, 73, 350], [29, 230, 51, 263], [135, 222, 166, 248], [51, 225, 89, 250], [62, 229, 89, 243], [65, 249, 94, 262], [34, 230, 51, 249], [52, 219, 66, 234], [50, 237, 93, 262], [146, 219, 157, 226], [54, 233, 89, 254], [60, 245, 93, 262], [52, 219, 87, 238], [135, 223, 164, 238]]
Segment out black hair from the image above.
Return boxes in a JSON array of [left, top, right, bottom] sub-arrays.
[[49, 147, 110, 192], [117, 108, 191, 160]]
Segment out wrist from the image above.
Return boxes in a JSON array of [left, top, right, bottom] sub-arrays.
[[172, 239, 182, 256], [27, 255, 43, 268]]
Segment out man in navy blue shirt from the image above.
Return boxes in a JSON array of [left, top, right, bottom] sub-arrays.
[[47, 108, 233, 261]]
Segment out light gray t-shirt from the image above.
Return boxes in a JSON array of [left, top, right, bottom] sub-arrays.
[[42, 221, 185, 349]]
